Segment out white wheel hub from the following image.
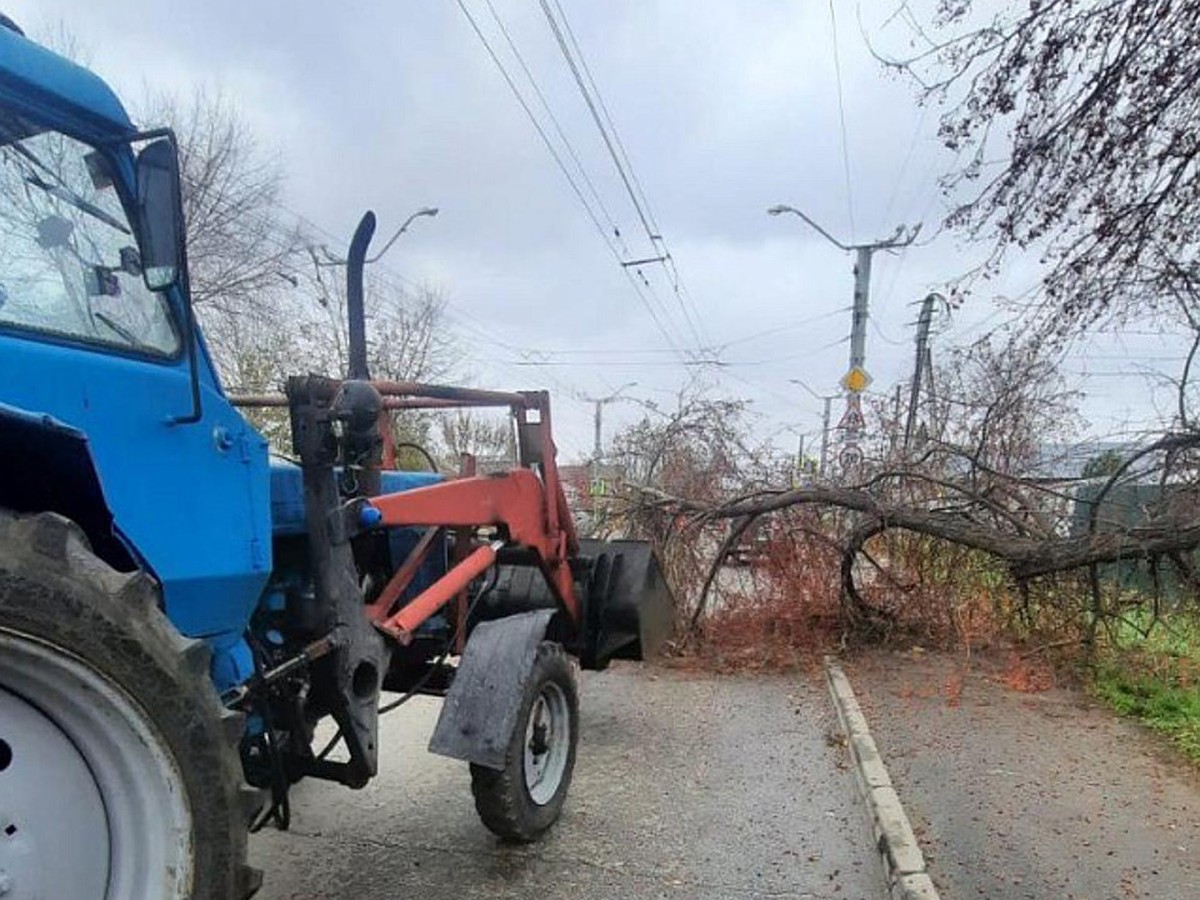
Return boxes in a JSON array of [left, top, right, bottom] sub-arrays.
[[523, 681, 571, 806], [0, 629, 193, 899]]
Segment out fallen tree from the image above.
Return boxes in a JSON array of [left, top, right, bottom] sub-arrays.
[[633, 430, 1200, 628], [603, 341, 1200, 648]]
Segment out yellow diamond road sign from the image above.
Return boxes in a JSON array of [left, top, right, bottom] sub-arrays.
[[840, 366, 872, 393]]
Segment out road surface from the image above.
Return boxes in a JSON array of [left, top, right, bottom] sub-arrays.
[[848, 649, 1200, 900], [251, 663, 881, 899]]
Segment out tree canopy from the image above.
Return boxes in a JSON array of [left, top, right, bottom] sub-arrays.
[[887, 0, 1200, 336]]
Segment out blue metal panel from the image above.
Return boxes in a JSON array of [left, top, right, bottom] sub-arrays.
[[0, 334, 272, 639], [268, 460, 446, 609], [0, 28, 134, 142], [0, 29, 270, 656]]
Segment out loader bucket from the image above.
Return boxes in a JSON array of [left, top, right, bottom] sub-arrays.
[[578, 539, 675, 668], [480, 540, 675, 669]]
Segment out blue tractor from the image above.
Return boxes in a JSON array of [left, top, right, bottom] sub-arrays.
[[0, 17, 672, 899]]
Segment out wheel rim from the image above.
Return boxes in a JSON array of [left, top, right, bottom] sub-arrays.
[[523, 681, 571, 806], [0, 629, 193, 899]]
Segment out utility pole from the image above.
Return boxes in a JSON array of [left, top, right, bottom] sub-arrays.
[[904, 292, 945, 452], [819, 395, 832, 477], [891, 382, 903, 454], [793, 434, 805, 487], [769, 205, 920, 473], [791, 380, 836, 479], [581, 382, 637, 461], [578, 383, 637, 502]]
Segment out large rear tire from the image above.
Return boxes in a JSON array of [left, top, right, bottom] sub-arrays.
[[469, 641, 578, 842], [0, 513, 261, 899]]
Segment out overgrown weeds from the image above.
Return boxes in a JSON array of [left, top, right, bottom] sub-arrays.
[[1090, 610, 1200, 763]]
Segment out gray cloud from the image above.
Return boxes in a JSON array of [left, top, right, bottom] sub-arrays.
[[8, 0, 1182, 458]]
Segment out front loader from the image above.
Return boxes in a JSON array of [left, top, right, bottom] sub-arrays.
[[0, 19, 672, 900]]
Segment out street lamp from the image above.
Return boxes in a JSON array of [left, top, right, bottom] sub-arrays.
[[767, 204, 852, 250], [581, 382, 638, 461], [366, 206, 439, 264], [771, 203, 919, 472], [318, 206, 439, 266]]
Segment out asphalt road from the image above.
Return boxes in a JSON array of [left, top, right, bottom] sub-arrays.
[[251, 663, 881, 899], [848, 650, 1200, 900]]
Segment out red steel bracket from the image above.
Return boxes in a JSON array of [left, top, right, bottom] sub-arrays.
[[367, 469, 580, 634]]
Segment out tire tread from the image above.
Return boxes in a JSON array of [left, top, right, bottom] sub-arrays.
[[0, 512, 261, 898]]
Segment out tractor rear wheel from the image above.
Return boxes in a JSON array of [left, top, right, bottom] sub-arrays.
[[0, 513, 261, 899], [469, 641, 579, 842]]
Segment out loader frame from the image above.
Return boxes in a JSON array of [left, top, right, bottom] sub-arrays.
[[235, 381, 582, 639]]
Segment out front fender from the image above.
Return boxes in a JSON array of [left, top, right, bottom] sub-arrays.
[[0, 401, 128, 569], [428, 609, 554, 770]]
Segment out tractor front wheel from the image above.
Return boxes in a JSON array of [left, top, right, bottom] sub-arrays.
[[469, 641, 579, 842], [0, 513, 260, 899]]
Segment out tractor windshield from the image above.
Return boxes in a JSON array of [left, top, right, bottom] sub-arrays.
[[0, 119, 180, 356]]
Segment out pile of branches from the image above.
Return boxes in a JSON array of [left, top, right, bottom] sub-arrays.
[[602, 337, 1200, 649], [634, 430, 1200, 639]]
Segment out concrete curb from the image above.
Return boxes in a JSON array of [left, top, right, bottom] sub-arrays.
[[824, 657, 941, 900]]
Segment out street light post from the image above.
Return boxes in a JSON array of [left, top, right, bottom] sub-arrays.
[[366, 206, 439, 264], [790, 379, 837, 478], [581, 382, 638, 462], [770, 204, 920, 472], [317, 206, 440, 267]]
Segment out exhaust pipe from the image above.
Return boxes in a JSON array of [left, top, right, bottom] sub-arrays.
[[346, 211, 376, 381]]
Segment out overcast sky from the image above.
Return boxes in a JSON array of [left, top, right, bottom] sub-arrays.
[[8, 0, 1190, 460]]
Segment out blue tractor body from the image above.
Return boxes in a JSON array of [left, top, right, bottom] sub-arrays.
[[0, 27, 275, 650], [0, 25, 453, 699], [0, 23, 673, 891]]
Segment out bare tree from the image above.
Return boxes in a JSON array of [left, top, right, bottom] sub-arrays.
[[436, 409, 513, 471], [880, 0, 1200, 338], [139, 89, 301, 313], [598, 391, 777, 627], [297, 251, 456, 380], [135, 90, 460, 450]]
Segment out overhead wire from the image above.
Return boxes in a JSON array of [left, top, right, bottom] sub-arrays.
[[879, 103, 929, 229], [480, 0, 629, 253], [254, 200, 582, 395], [550, 0, 659, 236], [827, 0, 857, 241], [716, 306, 852, 351], [450, 0, 687, 359], [536, 0, 654, 245], [536, 0, 711, 351]]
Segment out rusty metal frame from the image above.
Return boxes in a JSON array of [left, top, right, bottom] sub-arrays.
[[234, 382, 580, 646]]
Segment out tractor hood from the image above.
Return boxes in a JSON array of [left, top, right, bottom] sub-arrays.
[[0, 24, 135, 143]]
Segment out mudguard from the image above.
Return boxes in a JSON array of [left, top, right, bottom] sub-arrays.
[[428, 609, 554, 770]]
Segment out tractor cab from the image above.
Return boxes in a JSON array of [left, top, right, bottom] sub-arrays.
[[0, 22, 273, 645]]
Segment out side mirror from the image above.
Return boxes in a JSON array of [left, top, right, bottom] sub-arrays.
[[135, 137, 184, 291]]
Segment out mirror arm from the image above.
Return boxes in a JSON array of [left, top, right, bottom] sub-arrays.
[[170, 268, 203, 425], [167, 148, 202, 426]]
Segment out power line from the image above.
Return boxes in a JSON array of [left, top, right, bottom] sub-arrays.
[[452, 0, 611, 249], [480, 0, 628, 252], [827, 0, 856, 241], [880, 103, 929, 229], [536, 0, 710, 350], [869, 315, 907, 346], [549, 0, 715, 350], [715, 306, 853, 350], [551, 0, 659, 235], [536, 0, 654, 244], [451, 0, 686, 359]]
